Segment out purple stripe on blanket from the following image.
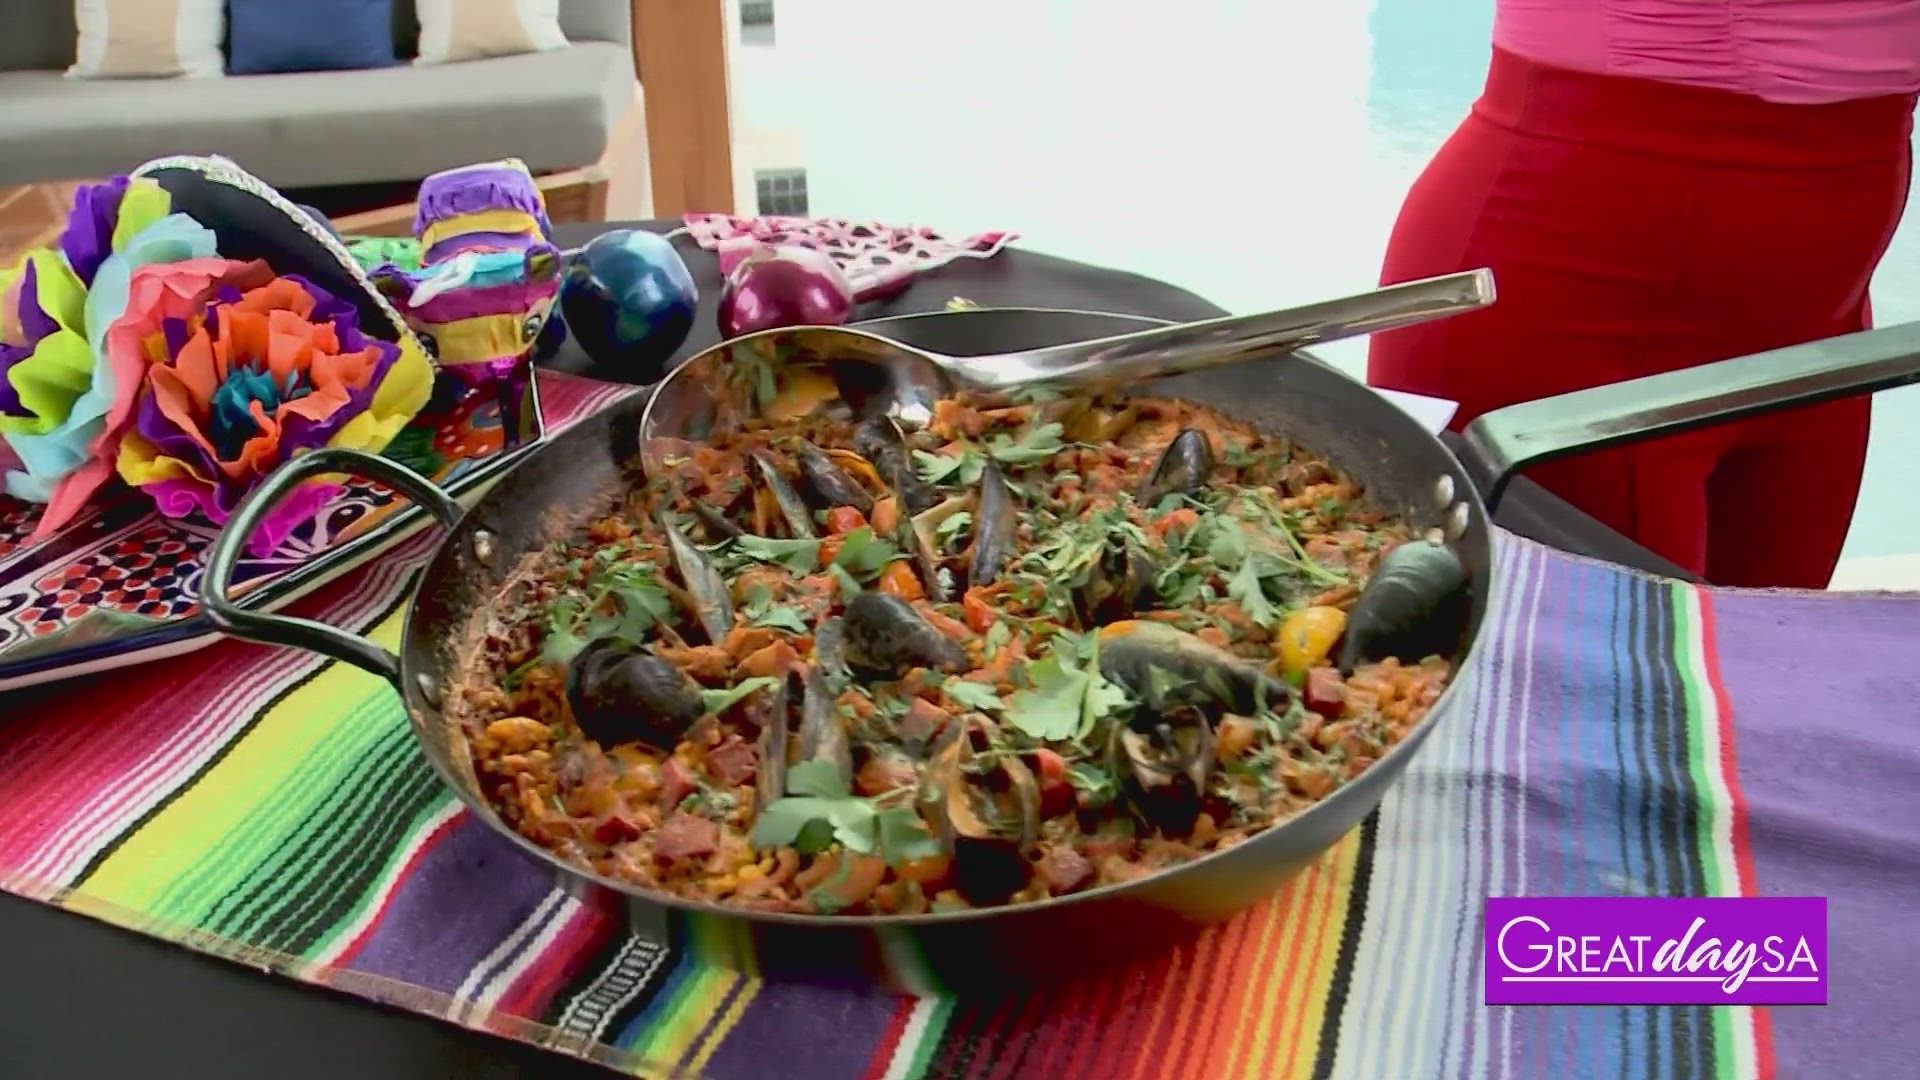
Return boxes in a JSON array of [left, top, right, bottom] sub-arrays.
[[342, 814, 558, 990], [1709, 589, 1920, 1080]]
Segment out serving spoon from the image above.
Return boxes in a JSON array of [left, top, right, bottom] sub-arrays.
[[638, 268, 1495, 474]]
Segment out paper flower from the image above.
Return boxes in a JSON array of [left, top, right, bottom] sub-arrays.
[[115, 272, 431, 555], [1, 176, 178, 516]]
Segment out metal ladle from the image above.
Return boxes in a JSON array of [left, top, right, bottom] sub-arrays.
[[638, 268, 1495, 476]]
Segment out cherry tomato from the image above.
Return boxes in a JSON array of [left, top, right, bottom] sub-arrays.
[[825, 506, 868, 535]]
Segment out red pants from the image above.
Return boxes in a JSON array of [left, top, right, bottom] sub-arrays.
[[1369, 47, 1916, 588]]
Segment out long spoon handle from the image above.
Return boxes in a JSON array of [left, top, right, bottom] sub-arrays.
[[946, 269, 1496, 394]]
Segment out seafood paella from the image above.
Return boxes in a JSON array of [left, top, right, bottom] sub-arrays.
[[454, 351, 1469, 916]]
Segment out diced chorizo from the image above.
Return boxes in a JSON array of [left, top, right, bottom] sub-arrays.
[[653, 813, 719, 862], [706, 736, 759, 785], [1303, 667, 1346, 719], [659, 757, 698, 811], [900, 698, 952, 744], [1037, 845, 1094, 895], [594, 814, 643, 845]]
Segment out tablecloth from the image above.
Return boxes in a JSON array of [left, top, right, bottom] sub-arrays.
[[6, 504, 1912, 1078]]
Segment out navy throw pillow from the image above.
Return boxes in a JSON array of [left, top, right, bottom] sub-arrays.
[[228, 0, 397, 75]]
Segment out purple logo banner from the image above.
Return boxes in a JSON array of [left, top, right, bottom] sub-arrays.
[[1485, 897, 1827, 1006]]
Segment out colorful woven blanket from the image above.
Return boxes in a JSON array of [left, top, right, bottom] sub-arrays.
[[2, 453, 1915, 1077]]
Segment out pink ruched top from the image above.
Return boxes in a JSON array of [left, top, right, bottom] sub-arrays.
[[1495, 0, 1920, 105]]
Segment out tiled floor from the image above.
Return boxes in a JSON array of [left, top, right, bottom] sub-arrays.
[[735, 0, 1920, 588]]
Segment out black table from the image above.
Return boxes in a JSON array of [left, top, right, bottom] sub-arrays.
[[0, 221, 1690, 1080]]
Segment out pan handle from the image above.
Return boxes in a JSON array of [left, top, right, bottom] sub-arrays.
[[201, 447, 465, 688], [1456, 321, 1920, 512]]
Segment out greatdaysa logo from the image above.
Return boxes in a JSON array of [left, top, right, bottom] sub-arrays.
[[1484, 897, 1827, 1006]]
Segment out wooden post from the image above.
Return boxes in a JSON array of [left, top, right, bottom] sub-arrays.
[[633, 0, 739, 217]]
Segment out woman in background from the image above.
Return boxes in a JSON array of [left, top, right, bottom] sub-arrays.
[[1368, 1, 1920, 588]]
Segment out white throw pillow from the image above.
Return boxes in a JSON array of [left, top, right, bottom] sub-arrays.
[[66, 0, 226, 79], [415, 0, 569, 65]]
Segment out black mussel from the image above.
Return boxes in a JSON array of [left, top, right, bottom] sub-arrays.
[[796, 441, 874, 514], [751, 452, 816, 539], [901, 495, 970, 602], [1107, 708, 1214, 837], [1097, 621, 1291, 715], [691, 499, 743, 540], [1337, 539, 1469, 674], [753, 675, 792, 809], [919, 717, 1040, 906], [854, 416, 936, 513], [660, 513, 734, 643], [565, 640, 706, 750], [969, 462, 1018, 588], [813, 616, 849, 677], [1135, 428, 1214, 507], [794, 666, 854, 790], [1072, 541, 1161, 626], [841, 591, 968, 680]]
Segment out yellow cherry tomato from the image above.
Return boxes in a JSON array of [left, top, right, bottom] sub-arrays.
[[1276, 606, 1348, 680]]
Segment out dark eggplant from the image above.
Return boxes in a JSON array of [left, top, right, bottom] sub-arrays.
[[1135, 428, 1214, 506], [796, 441, 874, 514], [840, 591, 968, 680], [968, 462, 1018, 588], [565, 640, 706, 750], [1336, 539, 1469, 674], [1096, 621, 1291, 715], [854, 416, 936, 513]]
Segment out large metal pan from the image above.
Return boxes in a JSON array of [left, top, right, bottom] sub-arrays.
[[201, 307, 1920, 992]]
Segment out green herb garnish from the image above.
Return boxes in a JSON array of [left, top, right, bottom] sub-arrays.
[[749, 760, 941, 866], [1006, 632, 1132, 741]]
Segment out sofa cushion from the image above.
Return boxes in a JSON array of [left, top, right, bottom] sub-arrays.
[[0, 2, 75, 73], [229, 0, 399, 75], [391, 0, 631, 58], [0, 41, 636, 188]]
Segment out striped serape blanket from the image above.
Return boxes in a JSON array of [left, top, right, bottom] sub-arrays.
[[2, 455, 1915, 1077]]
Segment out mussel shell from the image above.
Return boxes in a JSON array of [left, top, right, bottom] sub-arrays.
[[752, 452, 817, 538], [796, 441, 874, 514], [841, 591, 968, 680], [854, 416, 936, 513], [812, 616, 849, 677], [691, 499, 743, 540], [968, 462, 1018, 588], [903, 495, 970, 603], [1107, 711, 1214, 837], [920, 718, 1041, 905], [1097, 621, 1291, 715], [1336, 539, 1469, 674], [1136, 428, 1214, 507], [753, 676, 792, 809], [565, 640, 706, 750], [794, 666, 854, 790], [1073, 542, 1160, 626], [661, 513, 735, 643]]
